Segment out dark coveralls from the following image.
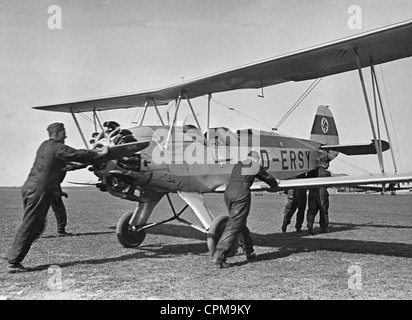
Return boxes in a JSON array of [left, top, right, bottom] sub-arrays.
[[214, 159, 278, 261], [51, 162, 86, 233], [306, 166, 331, 232], [282, 188, 307, 230], [7, 139, 98, 265], [51, 170, 68, 233]]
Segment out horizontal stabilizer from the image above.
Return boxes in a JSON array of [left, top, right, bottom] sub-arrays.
[[320, 140, 390, 155]]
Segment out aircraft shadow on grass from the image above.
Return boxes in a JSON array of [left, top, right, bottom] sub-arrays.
[[26, 221, 411, 272], [146, 222, 412, 261], [331, 222, 412, 230], [27, 242, 207, 272]]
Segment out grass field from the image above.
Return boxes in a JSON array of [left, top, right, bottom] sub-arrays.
[[0, 187, 411, 300]]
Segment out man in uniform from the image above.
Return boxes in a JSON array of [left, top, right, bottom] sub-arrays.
[[5, 123, 108, 273], [306, 154, 331, 235], [213, 151, 279, 268], [281, 173, 307, 233]]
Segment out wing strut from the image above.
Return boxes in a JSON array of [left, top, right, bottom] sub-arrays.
[[164, 90, 204, 149], [137, 97, 165, 126], [164, 92, 183, 150], [161, 91, 220, 164], [370, 63, 398, 172], [92, 109, 105, 134], [139, 98, 149, 126], [70, 106, 90, 149], [153, 98, 165, 126], [183, 91, 203, 132], [206, 93, 212, 139], [355, 50, 384, 173]]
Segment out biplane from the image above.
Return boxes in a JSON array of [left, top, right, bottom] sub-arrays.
[[34, 20, 412, 253]]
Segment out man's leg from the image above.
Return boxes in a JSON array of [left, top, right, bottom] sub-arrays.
[[319, 193, 330, 233], [214, 196, 250, 266], [282, 198, 297, 233], [238, 225, 256, 260], [51, 195, 69, 235], [295, 191, 307, 231], [7, 192, 51, 271], [306, 197, 318, 236]]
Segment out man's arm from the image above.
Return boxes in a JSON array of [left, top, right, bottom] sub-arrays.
[[256, 166, 279, 189], [56, 144, 108, 164], [64, 162, 88, 171]]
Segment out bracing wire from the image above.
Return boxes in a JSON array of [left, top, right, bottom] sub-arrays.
[[205, 98, 372, 173], [76, 110, 94, 124], [254, 50, 347, 153], [272, 77, 323, 130], [204, 96, 326, 158], [379, 64, 403, 171], [201, 49, 377, 174], [203, 96, 273, 129], [158, 100, 176, 126], [130, 107, 143, 127], [272, 50, 346, 132]]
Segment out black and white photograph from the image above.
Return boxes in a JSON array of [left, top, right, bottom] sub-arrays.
[[1, 0, 411, 304]]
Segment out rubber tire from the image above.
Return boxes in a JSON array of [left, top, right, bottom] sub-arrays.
[[207, 214, 239, 256], [116, 211, 147, 248]]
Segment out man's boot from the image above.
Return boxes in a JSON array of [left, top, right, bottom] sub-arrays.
[[307, 215, 315, 235], [6, 263, 26, 274], [320, 214, 329, 233]]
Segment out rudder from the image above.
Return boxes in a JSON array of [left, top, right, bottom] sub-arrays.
[[310, 105, 339, 159], [310, 105, 339, 145]]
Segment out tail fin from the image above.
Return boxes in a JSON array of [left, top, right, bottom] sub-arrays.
[[310, 105, 339, 144], [310, 105, 339, 159]]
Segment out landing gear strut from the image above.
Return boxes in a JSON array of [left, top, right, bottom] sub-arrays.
[[116, 193, 236, 255]]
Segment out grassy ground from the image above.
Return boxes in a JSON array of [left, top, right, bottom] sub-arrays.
[[0, 187, 411, 300]]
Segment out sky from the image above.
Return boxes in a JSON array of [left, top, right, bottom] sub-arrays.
[[1, 0, 412, 186]]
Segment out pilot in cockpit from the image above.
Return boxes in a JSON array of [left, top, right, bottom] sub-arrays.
[[90, 121, 120, 145], [104, 121, 121, 139]]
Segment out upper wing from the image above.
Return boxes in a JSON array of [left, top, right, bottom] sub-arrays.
[[214, 172, 412, 192], [34, 19, 412, 114]]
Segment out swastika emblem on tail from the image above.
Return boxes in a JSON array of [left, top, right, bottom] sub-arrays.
[[321, 117, 329, 134]]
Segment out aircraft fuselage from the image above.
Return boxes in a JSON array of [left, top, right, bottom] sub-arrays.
[[92, 125, 323, 196]]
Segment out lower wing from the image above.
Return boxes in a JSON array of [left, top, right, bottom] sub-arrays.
[[214, 172, 412, 192]]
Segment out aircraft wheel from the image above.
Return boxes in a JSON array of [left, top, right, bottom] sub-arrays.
[[116, 211, 147, 248], [207, 214, 239, 256]]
